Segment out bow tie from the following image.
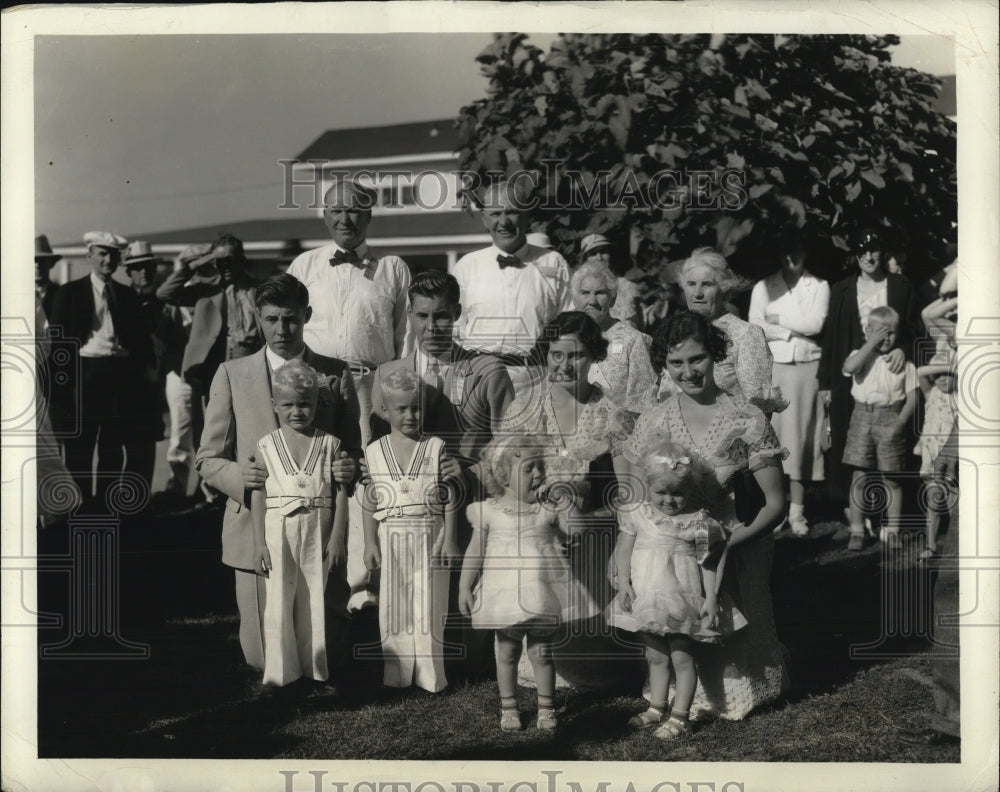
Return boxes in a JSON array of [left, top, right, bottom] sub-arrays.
[[497, 254, 524, 270], [330, 248, 362, 267]]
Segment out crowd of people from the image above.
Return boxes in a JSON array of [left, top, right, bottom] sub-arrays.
[[35, 176, 960, 746]]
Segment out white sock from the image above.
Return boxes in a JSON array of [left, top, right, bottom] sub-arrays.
[[789, 502, 805, 519]]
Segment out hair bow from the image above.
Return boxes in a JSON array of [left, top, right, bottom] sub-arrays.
[[648, 454, 690, 470]]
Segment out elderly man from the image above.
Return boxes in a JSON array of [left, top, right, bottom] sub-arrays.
[[197, 273, 361, 672], [48, 231, 153, 506], [452, 180, 572, 391], [287, 177, 412, 611]]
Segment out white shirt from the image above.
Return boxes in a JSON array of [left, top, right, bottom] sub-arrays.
[[845, 350, 917, 406], [287, 241, 411, 365], [452, 242, 571, 355], [265, 345, 304, 378], [79, 272, 126, 358], [415, 345, 453, 389], [856, 276, 888, 332], [748, 271, 830, 363]]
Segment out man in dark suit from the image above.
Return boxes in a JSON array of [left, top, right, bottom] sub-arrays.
[[196, 273, 361, 672], [35, 234, 61, 319], [48, 231, 154, 507], [818, 228, 924, 499]]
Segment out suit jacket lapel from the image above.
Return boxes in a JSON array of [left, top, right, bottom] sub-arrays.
[[253, 350, 279, 432]]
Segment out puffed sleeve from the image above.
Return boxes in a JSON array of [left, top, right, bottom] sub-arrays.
[[498, 389, 543, 436], [617, 507, 638, 536], [622, 403, 671, 466], [465, 500, 486, 533], [745, 411, 789, 472]]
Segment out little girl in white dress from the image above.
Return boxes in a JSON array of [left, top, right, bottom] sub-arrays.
[[607, 441, 746, 740], [458, 436, 598, 731]]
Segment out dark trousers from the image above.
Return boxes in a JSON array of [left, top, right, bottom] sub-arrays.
[[63, 357, 136, 506], [930, 498, 960, 737]]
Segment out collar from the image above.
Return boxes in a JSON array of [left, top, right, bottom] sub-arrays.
[[491, 241, 530, 261], [331, 241, 370, 260], [416, 342, 457, 372], [266, 344, 305, 373], [90, 270, 113, 293]]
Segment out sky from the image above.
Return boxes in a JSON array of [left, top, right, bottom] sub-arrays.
[[33, 33, 956, 244]]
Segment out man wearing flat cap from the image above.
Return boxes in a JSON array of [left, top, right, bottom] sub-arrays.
[[452, 179, 572, 392], [48, 231, 153, 506], [287, 176, 412, 611], [35, 234, 62, 319], [818, 227, 923, 498]]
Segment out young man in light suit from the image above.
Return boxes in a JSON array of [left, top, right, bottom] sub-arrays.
[[196, 274, 361, 673]]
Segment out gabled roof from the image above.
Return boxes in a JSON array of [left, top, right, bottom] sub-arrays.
[[131, 210, 483, 245], [295, 118, 460, 161]]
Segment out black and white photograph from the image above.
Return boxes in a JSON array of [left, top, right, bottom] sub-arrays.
[[2, 3, 998, 791]]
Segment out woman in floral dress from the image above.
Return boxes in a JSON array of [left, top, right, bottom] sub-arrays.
[[499, 311, 640, 688], [616, 310, 791, 720]]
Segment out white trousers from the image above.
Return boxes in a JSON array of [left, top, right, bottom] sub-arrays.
[[164, 371, 194, 493], [262, 510, 329, 686]]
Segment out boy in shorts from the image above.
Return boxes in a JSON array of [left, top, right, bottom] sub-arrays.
[[842, 306, 918, 551]]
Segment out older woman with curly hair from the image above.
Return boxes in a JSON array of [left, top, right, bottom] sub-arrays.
[[657, 247, 785, 415], [570, 260, 656, 415]]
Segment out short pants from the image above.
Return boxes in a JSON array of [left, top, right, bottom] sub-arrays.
[[842, 401, 908, 472]]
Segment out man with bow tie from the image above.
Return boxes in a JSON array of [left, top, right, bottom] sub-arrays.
[[48, 231, 153, 507], [287, 177, 411, 611], [452, 180, 572, 391]]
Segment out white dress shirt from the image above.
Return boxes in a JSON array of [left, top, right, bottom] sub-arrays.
[[856, 276, 888, 332], [287, 241, 411, 365], [265, 345, 304, 377], [845, 350, 917, 406], [748, 271, 830, 363], [452, 242, 572, 355], [79, 271, 126, 358]]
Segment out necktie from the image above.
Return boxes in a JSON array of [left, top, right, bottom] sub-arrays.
[[103, 282, 118, 321], [497, 254, 523, 270], [426, 358, 443, 392], [330, 248, 361, 267]]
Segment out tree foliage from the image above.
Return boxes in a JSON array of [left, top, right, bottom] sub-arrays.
[[456, 33, 956, 282]]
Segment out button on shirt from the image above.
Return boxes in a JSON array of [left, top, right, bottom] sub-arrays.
[[79, 272, 127, 358], [287, 242, 410, 365], [845, 350, 917, 406], [452, 242, 572, 355], [748, 271, 830, 363]]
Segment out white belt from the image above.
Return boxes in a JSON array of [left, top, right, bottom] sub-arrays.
[[266, 495, 333, 516], [373, 504, 431, 521]]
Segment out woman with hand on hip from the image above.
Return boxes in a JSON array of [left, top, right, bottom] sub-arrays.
[[748, 236, 830, 536]]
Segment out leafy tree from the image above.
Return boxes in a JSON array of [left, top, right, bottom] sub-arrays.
[[455, 33, 956, 285]]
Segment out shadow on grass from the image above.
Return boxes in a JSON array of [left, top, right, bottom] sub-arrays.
[[36, 500, 946, 759]]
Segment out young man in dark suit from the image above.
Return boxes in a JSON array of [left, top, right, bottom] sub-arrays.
[[48, 231, 154, 507]]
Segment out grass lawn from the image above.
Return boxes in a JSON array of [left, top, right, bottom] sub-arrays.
[[36, 503, 959, 763]]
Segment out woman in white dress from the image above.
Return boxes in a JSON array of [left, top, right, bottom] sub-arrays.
[[748, 236, 830, 536]]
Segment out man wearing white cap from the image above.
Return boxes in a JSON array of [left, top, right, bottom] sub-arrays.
[[48, 231, 153, 506], [452, 180, 572, 391]]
